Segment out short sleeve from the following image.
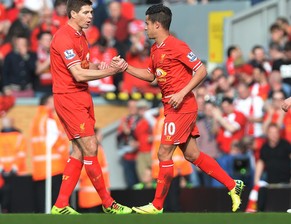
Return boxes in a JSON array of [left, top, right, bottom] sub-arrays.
[[53, 34, 81, 69], [174, 41, 202, 72]]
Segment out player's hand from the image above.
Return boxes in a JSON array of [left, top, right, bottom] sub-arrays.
[[110, 56, 128, 72], [98, 61, 109, 70], [165, 92, 184, 109], [282, 97, 291, 112]]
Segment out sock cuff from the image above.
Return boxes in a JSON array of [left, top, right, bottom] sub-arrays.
[[159, 160, 174, 168], [193, 151, 205, 166], [68, 156, 83, 168], [83, 156, 98, 165]]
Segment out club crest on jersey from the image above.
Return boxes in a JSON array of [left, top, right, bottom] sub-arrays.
[[187, 52, 197, 62], [64, 49, 76, 60]]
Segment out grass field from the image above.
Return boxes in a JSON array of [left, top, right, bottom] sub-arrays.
[[0, 213, 290, 224]]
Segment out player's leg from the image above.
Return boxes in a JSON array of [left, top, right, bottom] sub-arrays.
[[75, 135, 132, 214], [180, 136, 245, 212], [51, 143, 83, 214], [132, 143, 176, 214]]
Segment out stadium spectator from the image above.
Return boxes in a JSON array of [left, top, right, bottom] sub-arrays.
[[52, 0, 68, 28], [4, 7, 35, 44], [30, 7, 58, 52], [234, 82, 265, 160], [122, 19, 159, 94], [34, 31, 53, 98], [213, 97, 247, 155], [91, 0, 108, 30], [225, 45, 244, 85], [250, 65, 270, 100], [269, 23, 287, 51], [248, 45, 272, 75], [106, 0, 131, 58], [272, 41, 291, 87], [0, 116, 28, 213], [267, 70, 291, 98], [88, 36, 117, 95], [196, 100, 221, 187], [275, 17, 291, 41], [246, 123, 291, 212], [2, 34, 37, 97], [262, 90, 286, 135], [117, 99, 140, 188], [134, 99, 153, 185], [30, 94, 69, 213], [100, 21, 125, 91]]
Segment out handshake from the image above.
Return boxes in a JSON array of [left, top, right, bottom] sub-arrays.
[[98, 56, 128, 73]]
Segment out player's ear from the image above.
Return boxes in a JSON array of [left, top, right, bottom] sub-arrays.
[[155, 21, 161, 29], [71, 10, 77, 19]]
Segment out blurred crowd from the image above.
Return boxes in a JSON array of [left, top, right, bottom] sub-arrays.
[[0, 0, 291, 214]]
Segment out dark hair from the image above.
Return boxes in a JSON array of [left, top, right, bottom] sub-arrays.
[[145, 4, 172, 30], [37, 31, 52, 40], [54, 0, 67, 7], [67, 0, 92, 19], [269, 23, 282, 33], [252, 45, 264, 54], [227, 45, 237, 57], [221, 97, 234, 104]]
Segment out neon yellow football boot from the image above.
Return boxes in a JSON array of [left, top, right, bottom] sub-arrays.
[[102, 201, 132, 214], [132, 203, 163, 214], [229, 180, 245, 212], [51, 205, 80, 215]]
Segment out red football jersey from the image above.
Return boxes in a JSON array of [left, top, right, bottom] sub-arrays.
[[148, 35, 202, 115], [50, 24, 89, 93]]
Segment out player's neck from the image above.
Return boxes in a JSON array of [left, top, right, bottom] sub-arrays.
[[67, 20, 82, 32], [155, 32, 170, 46]]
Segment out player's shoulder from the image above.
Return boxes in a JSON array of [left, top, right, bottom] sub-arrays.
[[52, 25, 70, 44], [168, 35, 187, 46]]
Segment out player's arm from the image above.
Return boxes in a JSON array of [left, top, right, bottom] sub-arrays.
[[180, 64, 207, 96], [111, 56, 155, 82], [167, 64, 207, 108], [125, 64, 155, 82], [69, 60, 127, 82]]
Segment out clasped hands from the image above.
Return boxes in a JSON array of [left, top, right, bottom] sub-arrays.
[[110, 55, 128, 73]]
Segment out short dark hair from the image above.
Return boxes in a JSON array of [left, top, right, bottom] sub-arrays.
[[37, 31, 52, 40], [221, 97, 234, 104], [227, 45, 237, 57], [145, 4, 172, 30], [67, 0, 92, 19]]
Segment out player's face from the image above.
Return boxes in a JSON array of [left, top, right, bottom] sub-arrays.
[[145, 16, 155, 39], [74, 5, 93, 30]]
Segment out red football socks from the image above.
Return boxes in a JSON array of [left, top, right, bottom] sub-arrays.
[[152, 160, 174, 210], [193, 152, 235, 190], [84, 156, 114, 208], [55, 157, 83, 208]]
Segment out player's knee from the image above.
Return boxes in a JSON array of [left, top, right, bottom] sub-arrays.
[[184, 151, 199, 163], [83, 148, 98, 157], [157, 145, 173, 161]]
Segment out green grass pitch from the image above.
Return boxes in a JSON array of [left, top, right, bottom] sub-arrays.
[[0, 213, 290, 224]]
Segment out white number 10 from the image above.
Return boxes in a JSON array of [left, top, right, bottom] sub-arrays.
[[164, 122, 176, 136]]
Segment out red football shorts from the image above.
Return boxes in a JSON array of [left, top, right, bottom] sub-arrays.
[[161, 112, 200, 145], [54, 91, 95, 140]]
